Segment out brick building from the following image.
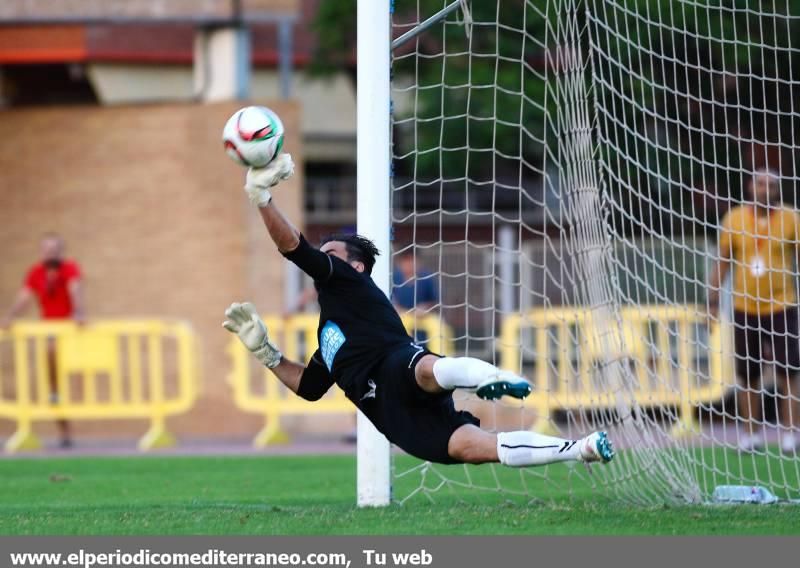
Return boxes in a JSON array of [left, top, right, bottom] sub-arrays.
[[0, 1, 335, 442]]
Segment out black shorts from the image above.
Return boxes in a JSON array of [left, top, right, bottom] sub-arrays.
[[733, 308, 800, 385], [353, 343, 479, 465]]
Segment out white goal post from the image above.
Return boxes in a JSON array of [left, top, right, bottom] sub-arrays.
[[356, 0, 392, 507], [355, 0, 476, 510]]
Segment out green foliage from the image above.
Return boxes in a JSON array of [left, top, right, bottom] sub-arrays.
[[391, 1, 555, 182], [308, 0, 356, 76], [311, 1, 800, 231], [590, 0, 800, 233]]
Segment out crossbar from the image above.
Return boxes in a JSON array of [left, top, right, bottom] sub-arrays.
[[391, 0, 463, 50]]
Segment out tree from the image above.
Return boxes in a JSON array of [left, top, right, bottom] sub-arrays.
[[311, 0, 800, 233]]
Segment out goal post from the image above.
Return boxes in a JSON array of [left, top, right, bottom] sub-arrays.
[[355, 0, 473, 508], [355, 0, 392, 508]]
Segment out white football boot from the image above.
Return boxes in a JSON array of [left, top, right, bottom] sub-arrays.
[[578, 431, 616, 463]]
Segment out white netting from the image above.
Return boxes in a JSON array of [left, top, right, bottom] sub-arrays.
[[390, 0, 800, 504]]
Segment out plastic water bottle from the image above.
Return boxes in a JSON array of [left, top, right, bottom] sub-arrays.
[[712, 485, 779, 504]]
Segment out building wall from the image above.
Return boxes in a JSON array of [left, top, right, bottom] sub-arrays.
[[84, 64, 357, 161], [0, 101, 304, 441]]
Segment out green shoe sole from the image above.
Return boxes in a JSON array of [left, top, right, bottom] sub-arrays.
[[476, 380, 532, 401], [595, 431, 615, 463]]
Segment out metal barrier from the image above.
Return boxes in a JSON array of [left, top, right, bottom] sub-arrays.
[[499, 306, 735, 435], [0, 320, 200, 452], [227, 313, 455, 446]]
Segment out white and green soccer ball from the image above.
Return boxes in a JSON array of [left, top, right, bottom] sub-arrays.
[[222, 105, 285, 168]]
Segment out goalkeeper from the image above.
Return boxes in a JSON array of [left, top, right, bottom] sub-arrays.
[[222, 155, 614, 468]]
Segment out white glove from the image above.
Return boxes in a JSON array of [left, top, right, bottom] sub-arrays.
[[244, 153, 295, 207], [222, 302, 283, 369]]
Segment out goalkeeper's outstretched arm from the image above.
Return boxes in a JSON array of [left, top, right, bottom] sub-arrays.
[[260, 202, 301, 254], [222, 302, 334, 400], [266, 356, 334, 401], [242, 153, 301, 254], [244, 155, 337, 281]]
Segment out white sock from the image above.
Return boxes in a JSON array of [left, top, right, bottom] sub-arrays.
[[496, 431, 582, 467], [432, 357, 500, 390]]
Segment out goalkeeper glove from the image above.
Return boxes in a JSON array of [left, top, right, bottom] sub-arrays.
[[222, 302, 283, 369], [244, 153, 295, 207]]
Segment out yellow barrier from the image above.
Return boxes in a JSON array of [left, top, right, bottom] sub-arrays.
[[499, 306, 735, 436], [227, 313, 455, 446], [0, 320, 200, 452]]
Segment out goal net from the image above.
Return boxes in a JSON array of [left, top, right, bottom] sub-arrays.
[[388, 0, 800, 504]]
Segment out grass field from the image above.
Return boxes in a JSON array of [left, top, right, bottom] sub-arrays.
[[1, 451, 799, 535]]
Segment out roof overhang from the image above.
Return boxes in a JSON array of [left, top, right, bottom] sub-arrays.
[[0, 0, 297, 26]]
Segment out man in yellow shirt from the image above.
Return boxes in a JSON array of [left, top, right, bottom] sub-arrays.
[[708, 169, 800, 454]]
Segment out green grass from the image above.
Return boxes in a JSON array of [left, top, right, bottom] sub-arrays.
[[0, 452, 799, 535]]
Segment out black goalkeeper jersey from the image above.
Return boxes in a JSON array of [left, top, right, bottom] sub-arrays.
[[283, 234, 413, 402]]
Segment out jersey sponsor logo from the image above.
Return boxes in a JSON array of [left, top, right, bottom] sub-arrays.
[[360, 379, 377, 402], [320, 321, 346, 371]]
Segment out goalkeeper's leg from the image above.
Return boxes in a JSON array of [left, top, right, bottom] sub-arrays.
[[448, 424, 615, 466], [415, 354, 532, 401]]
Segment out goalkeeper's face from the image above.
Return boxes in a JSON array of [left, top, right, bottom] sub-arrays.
[[320, 240, 366, 273]]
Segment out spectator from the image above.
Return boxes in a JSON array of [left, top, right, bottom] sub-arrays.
[[708, 170, 800, 454], [392, 248, 439, 312], [1, 233, 85, 448]]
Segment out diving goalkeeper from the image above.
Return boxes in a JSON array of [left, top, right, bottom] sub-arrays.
[[222, 155, 615, 468]]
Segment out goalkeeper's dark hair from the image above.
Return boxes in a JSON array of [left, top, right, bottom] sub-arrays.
[[320, 233, 380, 275]]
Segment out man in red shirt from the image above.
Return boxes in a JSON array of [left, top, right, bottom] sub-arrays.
[[1, 233, 85, 448]]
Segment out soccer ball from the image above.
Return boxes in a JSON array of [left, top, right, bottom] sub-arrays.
[[222, 106, 285, 168]]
